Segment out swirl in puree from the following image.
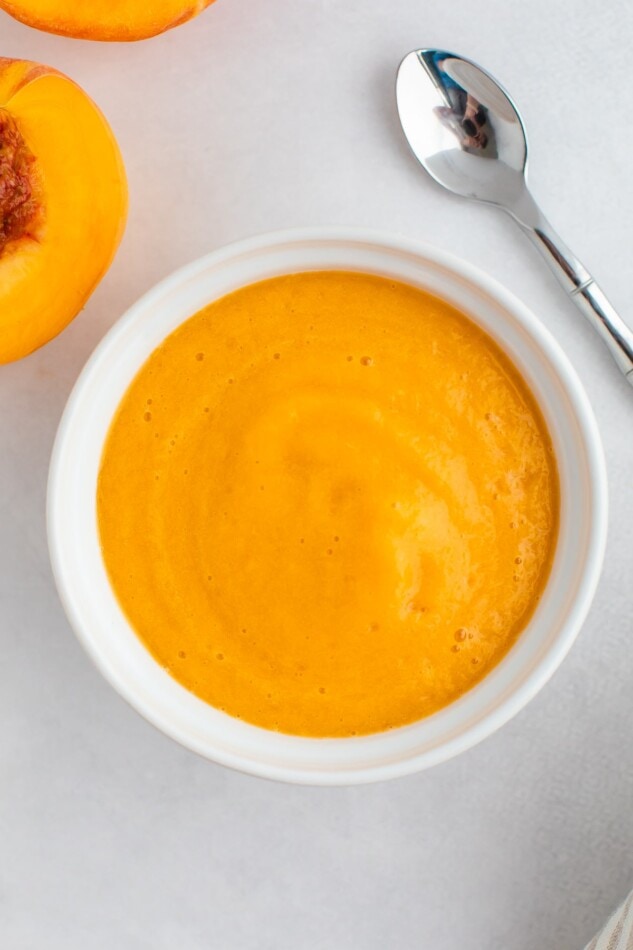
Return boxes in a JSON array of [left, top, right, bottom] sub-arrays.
[[97, 271, 559, 737]]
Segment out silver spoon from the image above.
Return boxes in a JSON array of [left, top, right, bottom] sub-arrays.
[[396, 48, 633, 387]]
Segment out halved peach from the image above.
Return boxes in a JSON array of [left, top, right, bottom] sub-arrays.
[[0, 58, 127, 364], [0, 0, 215, 41]]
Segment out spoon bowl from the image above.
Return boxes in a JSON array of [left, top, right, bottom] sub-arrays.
[[397, 49, 527, 209]]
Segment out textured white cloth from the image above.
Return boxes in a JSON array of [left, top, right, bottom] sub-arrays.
[[587, 894, 633, 950]]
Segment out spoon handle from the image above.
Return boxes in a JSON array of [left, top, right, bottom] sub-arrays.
[[509, 190, 633, 385]]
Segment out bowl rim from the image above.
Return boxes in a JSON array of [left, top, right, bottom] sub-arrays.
[[47, 226, 608, 785]]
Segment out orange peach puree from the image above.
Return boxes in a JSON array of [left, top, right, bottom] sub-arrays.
[[97, 271, 558, 737]]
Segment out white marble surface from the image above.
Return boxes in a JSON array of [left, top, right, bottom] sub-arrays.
[[1, 1, 632, 947]]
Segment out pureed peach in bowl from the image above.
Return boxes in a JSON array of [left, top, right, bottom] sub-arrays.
[[47, 229, 607, 784]]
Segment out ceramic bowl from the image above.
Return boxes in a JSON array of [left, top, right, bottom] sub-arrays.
[[47, 228, 607, 784]]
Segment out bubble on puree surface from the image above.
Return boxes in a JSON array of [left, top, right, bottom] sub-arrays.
[[97, 271, 559, 737]]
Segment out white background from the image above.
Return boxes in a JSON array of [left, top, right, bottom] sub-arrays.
[[2, 1, 633, 947]]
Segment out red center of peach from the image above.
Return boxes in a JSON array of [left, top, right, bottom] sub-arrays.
[[0, 109, 38, 252]]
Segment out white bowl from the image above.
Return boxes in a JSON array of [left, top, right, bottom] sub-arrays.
[[47, 228, 607, 785]]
